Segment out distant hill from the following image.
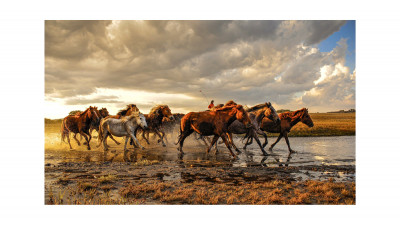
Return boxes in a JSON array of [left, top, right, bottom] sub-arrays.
[[327, 109, 355, 113]]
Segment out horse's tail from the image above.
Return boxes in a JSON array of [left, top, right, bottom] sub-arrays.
[[175, 126, 182, 145], [175, 113, 191, 145]]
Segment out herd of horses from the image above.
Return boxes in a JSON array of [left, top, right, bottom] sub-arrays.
[[60, 100, 314, 158]]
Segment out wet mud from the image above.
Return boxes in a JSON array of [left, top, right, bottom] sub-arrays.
[[45, 135, 355, 204]]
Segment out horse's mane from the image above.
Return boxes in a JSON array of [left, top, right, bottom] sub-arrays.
[[117, 104, 137, 116], [280, 108, 306, 120], [224, 100, 237, 106], [149, 105, 169, 116], [214, 104, 241, 112], [246, 103, 268, 112]]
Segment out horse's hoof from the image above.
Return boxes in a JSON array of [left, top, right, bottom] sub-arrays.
[[289, 149, 297, 153], [116, 142, 121, 145], [262, 151, 269, 156], [141, 147, 145, 150], [162, 144, 166, 147]]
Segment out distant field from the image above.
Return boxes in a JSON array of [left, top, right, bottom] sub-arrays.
[[45, 112, 355, 137], [271, 112, 355, 137]]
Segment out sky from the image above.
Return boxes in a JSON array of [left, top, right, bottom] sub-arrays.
[[45, 20, 356, 119]]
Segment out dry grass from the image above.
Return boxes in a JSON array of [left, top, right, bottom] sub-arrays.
[[47, 179, 355, 205]]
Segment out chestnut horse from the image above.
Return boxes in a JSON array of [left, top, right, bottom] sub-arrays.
[[256, 108, 314, 153], [176, 104, 252, 158], [136, 105, 174, 147], [61, 106, 101, 150]]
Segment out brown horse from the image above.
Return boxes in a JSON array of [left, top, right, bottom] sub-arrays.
[[87, 107, 110, 134], [224, 102, 280, 155], [137, 105, 174, 147], [176, 104, 252, 158], [61, 106, 101, 150], [258, 108, 314, 153]]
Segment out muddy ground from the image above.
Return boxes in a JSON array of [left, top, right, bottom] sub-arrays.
[[45, 134, 355, 205]]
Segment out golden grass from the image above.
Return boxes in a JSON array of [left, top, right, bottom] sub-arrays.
[[47, 180, 355, 205], [267, 112, 355, 137]]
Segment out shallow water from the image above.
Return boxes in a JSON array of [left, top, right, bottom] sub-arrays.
[[46, 135, 355, 168]]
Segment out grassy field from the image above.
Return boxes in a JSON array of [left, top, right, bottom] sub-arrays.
[[45, 112, 355, 137], [270, 112, 356, 137]]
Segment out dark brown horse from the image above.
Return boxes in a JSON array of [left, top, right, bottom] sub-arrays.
[[257, 108, 314, 153], [224, 102, 280, 155], [176, 104, 252, 158], [137, 105, 174, 147], [61, 106, 101, 150], [87, 107, 110, 134]]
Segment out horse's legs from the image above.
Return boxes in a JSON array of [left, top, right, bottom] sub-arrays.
[[102, 131, 109, 151], [142, 129, 150, 145], [177, 130, 193, 154], [206, 135, 219, 154], [65, 132, 73, 149], [252, 132, 268, 156], [160, 130, 168, 144], [123, 136, 129, 152], [129, 132, 145, 150], [80, 132, 91, 150], [154, 129, 166, 147], [108, 134, 121, 145], [220, 133, 236, 158], [259, 130, 269, 148], [269, 133, 283, 151], [73, 133, 81, 146], [283, 132, 295, 153], [227, 132, 241, 154]]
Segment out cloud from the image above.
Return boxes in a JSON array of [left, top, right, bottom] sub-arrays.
[[45, 20, 353, 114]]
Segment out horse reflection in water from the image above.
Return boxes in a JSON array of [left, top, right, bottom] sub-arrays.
[[98, 111, 148, 154]]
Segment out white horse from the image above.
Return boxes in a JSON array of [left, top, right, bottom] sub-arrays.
[[98, 111, 148, 151]]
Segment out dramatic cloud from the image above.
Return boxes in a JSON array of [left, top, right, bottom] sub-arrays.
[[45, 20, 354, 118]]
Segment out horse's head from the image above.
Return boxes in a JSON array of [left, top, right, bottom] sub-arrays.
[[136, 112, 148, 129], [99, 108, 109, 118], [88, 106, 101, 122], [300, 108, 314, 127], [128, 104, 140, 113], [264, 102, 280, 124], [234, 105, 252, 128], [160, 105, 174, 121]]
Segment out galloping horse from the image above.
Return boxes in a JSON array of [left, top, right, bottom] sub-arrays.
[[61, 106, 101, 150], [224, 102, 280, 155], [256, 108, 314, 153], [176, 104, 252, 158], [137, 105, 174, 147], [100, 104, 140, 147], [98, 111, 148, 152]]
